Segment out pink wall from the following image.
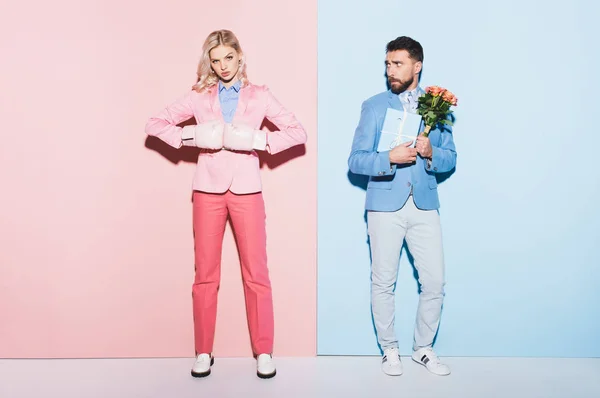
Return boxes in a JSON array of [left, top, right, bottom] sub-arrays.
[[0, 0, 316, 358]]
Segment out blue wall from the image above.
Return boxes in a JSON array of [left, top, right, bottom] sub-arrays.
[[317, 0, 600, 356]]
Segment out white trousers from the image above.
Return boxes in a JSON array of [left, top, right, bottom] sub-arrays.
[[367, 196, 446, 351]]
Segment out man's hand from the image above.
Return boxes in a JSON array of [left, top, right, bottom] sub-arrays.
[[416, 134, 433, 159], [389, 141, 417, 164]]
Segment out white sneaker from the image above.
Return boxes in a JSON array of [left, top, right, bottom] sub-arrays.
[[381, 347, 403, 376], [256, 353, 276, 379], [412, 347, 450, 376], [191, 353, 214, 377]]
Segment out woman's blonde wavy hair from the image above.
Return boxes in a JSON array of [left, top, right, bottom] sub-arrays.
[[192, 30, 248, 93]]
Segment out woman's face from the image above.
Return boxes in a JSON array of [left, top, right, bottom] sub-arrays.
[[209, 45, 241, 83]]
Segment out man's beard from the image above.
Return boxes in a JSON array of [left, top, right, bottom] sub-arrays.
[[388, 76, 414, 94]]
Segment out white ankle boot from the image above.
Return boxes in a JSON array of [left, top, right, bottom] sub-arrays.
[[256, 353, 276, 379], [191, 353, 214, 377]]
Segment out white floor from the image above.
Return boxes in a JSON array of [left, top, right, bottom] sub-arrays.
[[1, 356, 599, 398]]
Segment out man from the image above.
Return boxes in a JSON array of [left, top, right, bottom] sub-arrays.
[[348, 36, 456, 376]]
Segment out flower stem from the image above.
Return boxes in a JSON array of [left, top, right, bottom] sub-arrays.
[[423, 125, 432, 137]]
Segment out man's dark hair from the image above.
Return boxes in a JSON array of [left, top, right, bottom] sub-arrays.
[[386, 36, 424, 63]]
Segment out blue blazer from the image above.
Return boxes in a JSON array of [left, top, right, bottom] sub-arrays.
[[348, 89, 457, 212]]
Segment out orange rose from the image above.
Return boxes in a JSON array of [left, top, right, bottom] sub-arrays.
[[442, 90, 458, 105], [426, 85, 445, 96]]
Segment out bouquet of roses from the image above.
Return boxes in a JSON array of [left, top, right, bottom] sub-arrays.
[[416, 86, 458, 137]]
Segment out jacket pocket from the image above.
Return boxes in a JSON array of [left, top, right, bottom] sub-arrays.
[[428, 176, 438, 189], [368, 175, 393, 190]]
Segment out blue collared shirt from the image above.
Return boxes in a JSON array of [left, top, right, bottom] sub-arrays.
[[398, 86, 424, 113], [218, 80, 241, 122]]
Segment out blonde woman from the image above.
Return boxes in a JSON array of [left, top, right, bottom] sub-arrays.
[[145, 29, 307, 379]]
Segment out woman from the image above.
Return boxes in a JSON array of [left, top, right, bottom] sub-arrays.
[[145, 29, 307, 379]]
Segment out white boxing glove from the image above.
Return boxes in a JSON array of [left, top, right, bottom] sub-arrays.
[[222, 122, 267, 151], [181, 120, 224, 149]]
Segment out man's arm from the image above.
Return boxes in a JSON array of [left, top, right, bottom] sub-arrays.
[[348, 102, 396, 177], [416, 124, 457, 173]]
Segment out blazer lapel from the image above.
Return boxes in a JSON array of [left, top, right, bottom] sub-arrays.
[[387, 90, 403, 111], [209, 86, 223, 121], [232, 84, 249, 123]]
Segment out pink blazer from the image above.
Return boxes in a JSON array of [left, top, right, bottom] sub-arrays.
[[145, 83, 307, 194]]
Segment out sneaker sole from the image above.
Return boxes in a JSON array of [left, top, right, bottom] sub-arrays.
[[257, 370, 276, 379], [191, 357, 215, 378], [382, 362, 403, 376]]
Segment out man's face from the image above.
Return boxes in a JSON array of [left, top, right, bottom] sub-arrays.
[[386, 50, 422, 94]]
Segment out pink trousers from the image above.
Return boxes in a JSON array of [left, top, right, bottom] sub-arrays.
[[192, 190, 274, 355]]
